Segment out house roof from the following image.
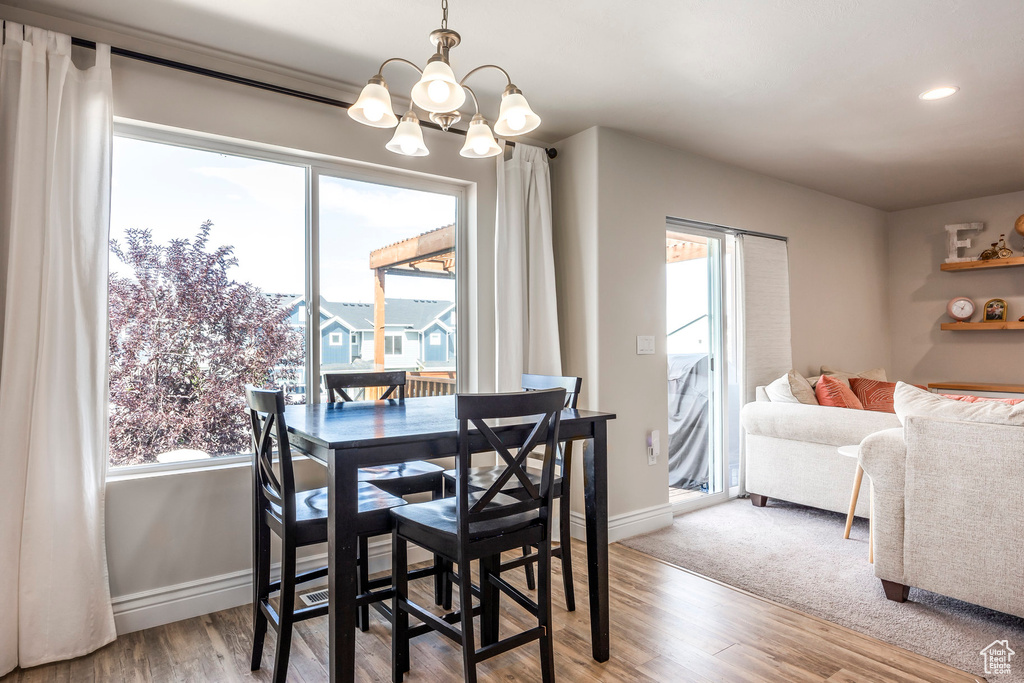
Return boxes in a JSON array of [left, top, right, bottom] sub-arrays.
[[320, 297, 452, 332], [265, 293, 453, 333]]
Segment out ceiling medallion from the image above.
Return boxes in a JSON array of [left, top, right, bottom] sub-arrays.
[[348, 0, 540, 158]]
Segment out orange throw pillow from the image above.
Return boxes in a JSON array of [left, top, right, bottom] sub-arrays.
[[940, 393, 1024, 406], [850, 378, 898, 413], [815, 375, 864, 410]]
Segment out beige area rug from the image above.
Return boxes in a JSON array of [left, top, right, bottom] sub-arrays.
[[620, 498, 1024, 681]]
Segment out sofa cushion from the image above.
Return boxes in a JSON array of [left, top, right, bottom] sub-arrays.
[[740, 400, 901, 447], [894, 382, 1024, 427], [850, 378, 898, 412], [820, 365, 887, 389], [765, 370, 818, 405], [816, 375, 864, 410]]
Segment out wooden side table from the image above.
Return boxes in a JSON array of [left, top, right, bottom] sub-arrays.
[[838, 444, 872, 563]]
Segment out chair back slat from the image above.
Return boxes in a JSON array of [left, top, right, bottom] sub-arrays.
[[522, 373, 582, 409], [246, 386, 296, 525], [521, 374, 583, 475], [455, 388, 565, 545], [324, 371, 407, 403]]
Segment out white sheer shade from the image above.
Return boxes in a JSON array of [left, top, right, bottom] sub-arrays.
[[738, 234, 792, 402], [494, 143, 561, 391], [0, 22, 117, 675]]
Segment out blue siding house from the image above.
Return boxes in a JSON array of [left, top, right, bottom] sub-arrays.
[[270, 294, 456, 372]]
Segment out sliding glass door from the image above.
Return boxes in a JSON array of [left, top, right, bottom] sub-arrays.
[[666, 223, 740, 510]]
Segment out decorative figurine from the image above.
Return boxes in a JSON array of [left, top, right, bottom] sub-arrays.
[[997, 234, 1013, 258], [980, 242, 999, 260]]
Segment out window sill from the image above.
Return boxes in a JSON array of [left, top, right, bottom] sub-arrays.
[[106, 454, 253, 482], [106, 452, 321, 482]]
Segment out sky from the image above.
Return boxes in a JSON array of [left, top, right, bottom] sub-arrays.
[[111, 136, 458, 305]]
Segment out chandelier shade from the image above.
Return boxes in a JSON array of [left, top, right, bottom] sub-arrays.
[[350, 0, 539, 159], [386, 111, 430, 156], [411, 60, 466, 113], [459, 115, 502, 158], [494, 86, 541, 137], [348, 77, 399, 128]]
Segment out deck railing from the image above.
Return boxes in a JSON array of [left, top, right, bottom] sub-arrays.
[[407, 374, 456, 398]]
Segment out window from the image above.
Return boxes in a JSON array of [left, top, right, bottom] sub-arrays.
[[384, 334, 404, 356], [108, 126, 463, 469], [429, 332, 442, 345], [318, 174, 458, 385]]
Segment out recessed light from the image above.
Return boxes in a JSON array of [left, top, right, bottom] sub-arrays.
[[919, 86, 959, 101]]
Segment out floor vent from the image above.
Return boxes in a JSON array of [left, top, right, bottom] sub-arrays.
[[300, 589, 329, 607]]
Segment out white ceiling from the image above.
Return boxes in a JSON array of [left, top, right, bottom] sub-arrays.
[[8, 0, 1024, 210]]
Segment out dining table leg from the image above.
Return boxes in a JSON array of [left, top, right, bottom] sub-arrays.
[[328, 457, 359, 683], [583, 420, 610, 662]]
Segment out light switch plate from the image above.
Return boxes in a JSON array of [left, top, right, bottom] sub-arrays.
[[636, 335, 655, 355]]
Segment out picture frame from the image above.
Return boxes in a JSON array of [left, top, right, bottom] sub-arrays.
[[983, 298, 1008, 322]]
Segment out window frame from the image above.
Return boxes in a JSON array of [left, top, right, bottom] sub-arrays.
[[328, 332, 344, 346], [383, 332, 403, 356], [108, 119, 469, 476]]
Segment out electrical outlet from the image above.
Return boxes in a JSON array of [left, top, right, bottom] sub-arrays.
[[647, 429, 660, 465]]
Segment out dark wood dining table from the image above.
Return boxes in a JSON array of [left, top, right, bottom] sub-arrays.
[[283, 395, 616, 682]]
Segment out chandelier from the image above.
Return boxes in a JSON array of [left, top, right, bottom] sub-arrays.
[[347, 0, 540, 159]]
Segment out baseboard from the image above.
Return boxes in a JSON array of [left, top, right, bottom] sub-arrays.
[[568, 502, 673, 544], [111, 537, 431, 635]]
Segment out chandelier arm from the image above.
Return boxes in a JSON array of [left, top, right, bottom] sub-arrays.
[[462, 85, 481, 115], [458, 64, 512, 87], [377, 57, 424, 77]]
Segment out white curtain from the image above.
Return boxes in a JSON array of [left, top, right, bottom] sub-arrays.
[[494, 143, 561, 391], [737, 234, 792, 403], [0, 23, 116, 675]]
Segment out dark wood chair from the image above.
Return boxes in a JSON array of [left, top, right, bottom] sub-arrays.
[[390, 388, 566, 683], [442, 374, 582, 610], [323, 370, 447, 625], [246, 386, 407, 683]]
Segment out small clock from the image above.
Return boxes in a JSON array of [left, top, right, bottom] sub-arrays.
[[947, 297, 975, 322]]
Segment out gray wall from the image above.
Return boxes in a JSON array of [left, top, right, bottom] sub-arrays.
[[552, 127, 891, 523], [887, 189, 1024, 385]]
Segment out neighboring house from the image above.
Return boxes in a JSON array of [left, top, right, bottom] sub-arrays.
[[270, 293, 456, 375]]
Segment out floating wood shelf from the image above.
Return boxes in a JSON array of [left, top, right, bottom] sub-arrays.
[[940, 256, 1024, 271], [941, 321, 1024, 331], [928, 382, 1024, 394]]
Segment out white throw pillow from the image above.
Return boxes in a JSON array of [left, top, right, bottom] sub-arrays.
[[893, 382, 1024, 427], [819, 365, 887, 389], [765, 370, 819, 405]]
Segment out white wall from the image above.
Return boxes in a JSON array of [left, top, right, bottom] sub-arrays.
[[0, 3, 502, 632], [887, 189, 1024, 385], [552, 127, 891, 532]]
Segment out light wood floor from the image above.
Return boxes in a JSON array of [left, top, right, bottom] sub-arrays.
[[4, 541, 980, 683]]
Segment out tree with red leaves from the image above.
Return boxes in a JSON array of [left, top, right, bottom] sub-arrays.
[[107, 220, 303, 466]]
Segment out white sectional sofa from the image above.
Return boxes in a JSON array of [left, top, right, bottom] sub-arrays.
[[860, 408, 1024, 616], [740, 387, 900, 516]]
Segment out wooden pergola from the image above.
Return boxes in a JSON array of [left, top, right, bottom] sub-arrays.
[[367, 225, 455, 370], [666, 230, 708, 263]]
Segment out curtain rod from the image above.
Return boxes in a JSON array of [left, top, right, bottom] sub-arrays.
[[70, 37, 557, 159]]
